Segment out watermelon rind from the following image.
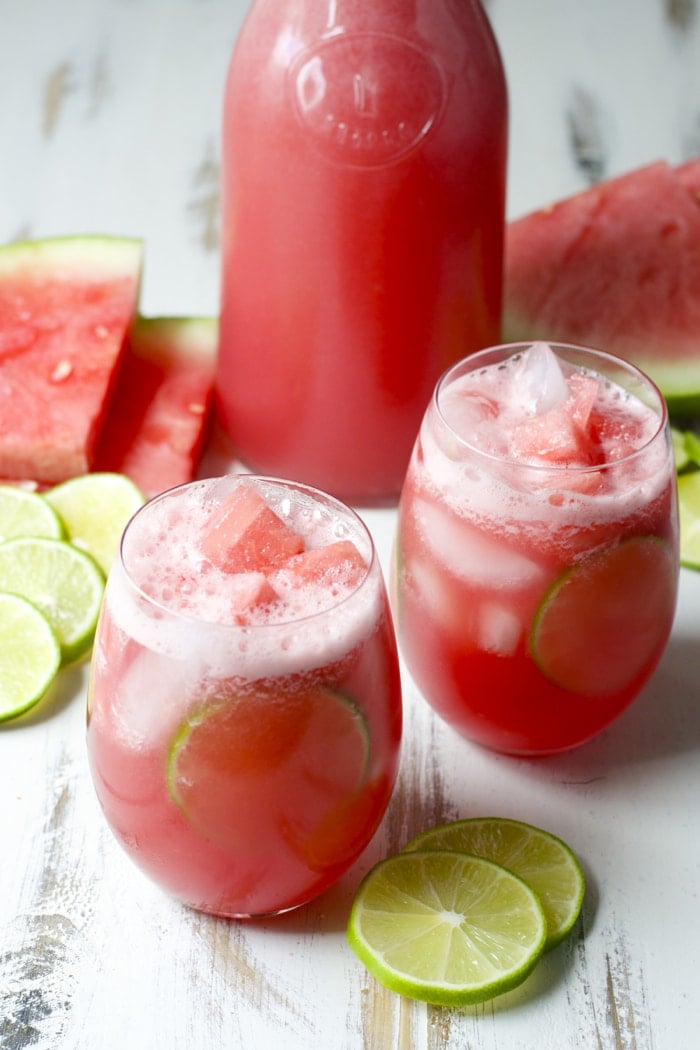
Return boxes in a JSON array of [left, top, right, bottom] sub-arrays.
[[0, 233, 143, 278]]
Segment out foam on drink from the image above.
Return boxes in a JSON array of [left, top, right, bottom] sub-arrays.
[[106, 477, 382, 681], [420, 342, 671, 531]]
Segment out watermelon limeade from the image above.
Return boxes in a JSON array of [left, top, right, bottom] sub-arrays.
[[394, 342, 679, 755], [216, 0, 507, 504], [87, 476, 402, 917]]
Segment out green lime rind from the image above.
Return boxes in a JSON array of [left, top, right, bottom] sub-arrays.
[[672, 427, 691, 472], [404, 817, 585, 950], [347, 850, 547, 1007], [678, 471, 700, 570], [0, 592, 61, 722], [0, 485, 65, 543], [530, 535, 677, 696], [45, 472, 145, 576], [683, 430, 700, 470], [0, 536, 105, 664]]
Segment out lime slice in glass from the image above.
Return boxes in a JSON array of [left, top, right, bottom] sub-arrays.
[[404, 817, 585, 950], [167, 687, 371, 855], [530, 536, 676, 695], [0, 592, 61, 722], [45, 472, 144, 575], [677, 471, 700, 569], [0, 536, 105, 664], [0, 485, 65, 542], [347, 850, 547, 1006]]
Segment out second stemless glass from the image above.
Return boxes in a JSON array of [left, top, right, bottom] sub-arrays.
[[87, 475, 402, 918], [394, 342, 679, 756]]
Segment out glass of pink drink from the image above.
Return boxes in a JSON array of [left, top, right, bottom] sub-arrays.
[[394, 342, 679, 756], [87, 476, 402, 917]]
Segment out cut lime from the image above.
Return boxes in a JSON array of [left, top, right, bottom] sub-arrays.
[[0, 485, 65, 542], [0, 536, 105, 664], [684, 430, 700, 469], [530, 536, 677, 695], [168, 686, 370, 853], [347, 850, 547, 1006], [677, 471, 700, 569], [672, 427, 690, 472], [0, 592, 61, 721], [45, 472, 144, 575], [404, 817, 585, 950]]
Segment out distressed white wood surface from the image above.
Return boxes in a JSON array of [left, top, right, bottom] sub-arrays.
[[1, 2, 700, 1048]]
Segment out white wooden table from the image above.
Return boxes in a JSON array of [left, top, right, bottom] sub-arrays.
[[1, 2, 700, 1048]]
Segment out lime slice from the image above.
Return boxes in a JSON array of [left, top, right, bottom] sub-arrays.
[[677, 471, 700, 569], [404, 817, 585, 950], [684, 430, 700, 469], [0, 536, 105, 664], [168, 686, 370, 854], [672, 427, 690, 472], [530, 536, 677, 695], [0, 592, 61, 721], [45, 472, 144, 575], [347, 850, 547, 1006], [0, 485, 65, 542]]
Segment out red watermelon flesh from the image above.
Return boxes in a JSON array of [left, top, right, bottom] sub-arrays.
[[200, 483, 305, 573], [677, 157, 700, 204], [94, 316, 217, 498], [0, 235, 142, 483], [503, 159, 700, 410]]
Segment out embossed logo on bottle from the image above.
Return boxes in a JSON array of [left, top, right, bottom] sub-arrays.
[[289, 33, 444, 168]]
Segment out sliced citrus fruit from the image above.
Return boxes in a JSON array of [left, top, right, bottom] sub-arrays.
[[530, 536, 677, 695], [45, 472, 144, 575], [0, 592, 61, 721], [672, 427, 690, 472], [347, 850, 547, 1006], [167, 686, 370, 853], [404, 817, 585, 950], [0, 536, 105, 664], [0, 485, 65, 542], [677, 471, 700, 569], [683, 430, 700, 469]]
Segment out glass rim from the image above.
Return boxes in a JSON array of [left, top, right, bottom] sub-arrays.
[[433, 340, 669, 473], [117, 473, 378, 630]]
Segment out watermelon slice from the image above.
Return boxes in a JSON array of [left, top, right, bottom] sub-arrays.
[[503, 159, 700, 416], [94, 316, 217, 498], [0, 235, 142, 483]]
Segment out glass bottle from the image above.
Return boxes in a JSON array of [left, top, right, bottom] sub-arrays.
[[217, 0, 508, 504]]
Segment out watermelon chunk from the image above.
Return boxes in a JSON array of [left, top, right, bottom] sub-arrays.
[[0, 235, 142, 483], [200, 483, 305, 573], [503, 159, 700, 416], [94, 316, 217, 498], [274, 540, 368, 589]]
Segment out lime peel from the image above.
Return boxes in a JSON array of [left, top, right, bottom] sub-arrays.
[[45, 471, 144, 575], [404, 816, 585, 950], [0, 536, 105, 664], [0, 592, 61, 721], [347, 850, 547, 1006]]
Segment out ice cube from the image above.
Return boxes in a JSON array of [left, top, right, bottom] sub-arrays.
[[476, 601, 522, 656], [413, 497, 546, 589], [514, 342, 569, 416]]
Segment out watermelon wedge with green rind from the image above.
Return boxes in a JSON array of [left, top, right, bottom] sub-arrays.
[[503, 160, 700, 416], [0, 235, 143, 482], [94, 315, 217, 498]]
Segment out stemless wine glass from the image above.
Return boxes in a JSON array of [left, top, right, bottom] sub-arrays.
[[87, 475, 402, 917], [393, 342, 679, 755]]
